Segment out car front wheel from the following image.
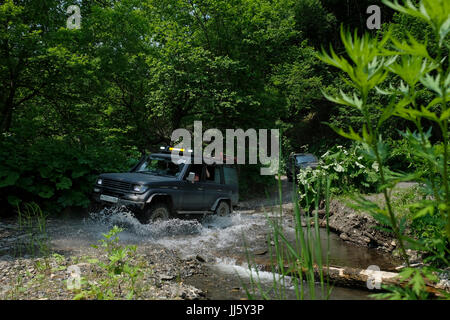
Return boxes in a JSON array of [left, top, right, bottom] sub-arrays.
[[214, 201, 231, 216], [140, 202, 171, 224]]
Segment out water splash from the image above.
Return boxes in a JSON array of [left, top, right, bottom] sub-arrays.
[[56, 206, 270, 264], [85, 206, 204, 239]]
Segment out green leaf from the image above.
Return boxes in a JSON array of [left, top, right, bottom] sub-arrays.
[[390, 32, 432, 59], [0, 171, 20, 187], [72, 169, 89, 179], [328, 124, 363, 142], [56, 177, 72, 190], [87, 258, 99, 264], [39, 167, 53, 179], [38, 185, 54, 199], [420, 73, 444, 97], [7, 195, 22, 206], [73, 293, 86, 300], [440, 108, 450, 121], [411, 271, 426, 296], [322, 90, 363, 110], [413, 205, 434, 219], [377, 99, 397, 128], [398, 268, 415, 281], [439, 17, 450, 46]]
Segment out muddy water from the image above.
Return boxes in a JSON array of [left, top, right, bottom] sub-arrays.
[[46, 207, 398, 300]]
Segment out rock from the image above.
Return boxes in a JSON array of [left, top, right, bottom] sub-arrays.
[[0, 255, 13, 263], [310, 209, 326, 218], [362, 236, 371, 244], [195, 255, 206, 263], [327, 199, 396, 252], [254, 249, 267, 256], [436, 268, 450, 291], [160, 274, 175, 281], [339, 233, 349, 241]]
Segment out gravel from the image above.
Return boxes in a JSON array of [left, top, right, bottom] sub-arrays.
[[0, 220, 206, 300], [0, 247, 206, 300]]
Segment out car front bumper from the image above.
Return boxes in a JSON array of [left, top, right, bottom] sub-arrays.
[[92, 191, 146, 210]]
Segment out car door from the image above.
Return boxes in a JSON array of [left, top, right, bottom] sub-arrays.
[[179, 163, 206, 212], [223, 165, 239, 206], [199, 165, 225, 210]]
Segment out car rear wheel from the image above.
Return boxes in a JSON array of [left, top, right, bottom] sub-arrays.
[[140, 202, 171, 224], [214, 201, 231, 216]]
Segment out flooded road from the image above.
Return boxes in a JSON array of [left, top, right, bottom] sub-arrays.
[[43, 206, 398, 300]]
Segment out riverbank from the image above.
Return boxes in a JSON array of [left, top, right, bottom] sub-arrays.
[[0, 219, 206, 300], [1, 177, 447, 300], [0, 205, 393, 300], [239, 178, 418, 256]]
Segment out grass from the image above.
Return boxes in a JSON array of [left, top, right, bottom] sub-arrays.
[[14, 202, 50, 258], [243, 173, 332, 300]]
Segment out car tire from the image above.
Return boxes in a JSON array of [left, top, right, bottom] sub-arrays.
[[140, 202, 171, 224], [214, 201, 231, 216]]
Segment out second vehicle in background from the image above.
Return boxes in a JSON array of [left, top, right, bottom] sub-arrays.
[[286, 153, 318, 182]]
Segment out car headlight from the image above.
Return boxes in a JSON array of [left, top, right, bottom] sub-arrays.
[[97, 178, 103, 185], [133, 185, 148, 193]]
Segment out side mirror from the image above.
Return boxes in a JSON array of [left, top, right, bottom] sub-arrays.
[[187, 172, 196, 183]]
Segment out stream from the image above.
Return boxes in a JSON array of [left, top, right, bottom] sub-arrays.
[[44, 206, 398, 300]]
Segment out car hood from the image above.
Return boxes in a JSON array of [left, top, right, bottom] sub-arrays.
[[99, 172, 177, 185]]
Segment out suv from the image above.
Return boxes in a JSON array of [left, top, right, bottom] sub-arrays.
[[92, 148, 239, 223], [286, 153, 318, 182]]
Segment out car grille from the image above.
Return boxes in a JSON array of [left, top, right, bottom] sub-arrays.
[[102, 179, 133, 192]]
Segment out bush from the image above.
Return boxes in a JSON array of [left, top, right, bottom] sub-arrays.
[[296, 143, 383, 210], [0, 134, 140, 215], [320, 144, 382, 193]]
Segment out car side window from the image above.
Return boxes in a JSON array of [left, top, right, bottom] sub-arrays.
[[186, 164, 203, 182], [205, 165, 221, 184], [223, 166, 238, 186], [215, 166, 222, 184]]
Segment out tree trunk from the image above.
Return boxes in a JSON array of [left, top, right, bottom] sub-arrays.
[[262, 263, 448, 298]]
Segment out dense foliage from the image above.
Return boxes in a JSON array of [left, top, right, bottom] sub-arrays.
[[318, 0, 449, 299], [0, 0, 444, 215]]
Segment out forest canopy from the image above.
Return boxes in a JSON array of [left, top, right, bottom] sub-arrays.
[[0, 0, 442, 214]]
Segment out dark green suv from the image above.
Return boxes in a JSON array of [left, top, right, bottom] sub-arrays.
[[286, 153, 318, 182], [92, 149, 239, 223]]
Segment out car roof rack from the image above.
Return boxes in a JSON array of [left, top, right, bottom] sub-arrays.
[[159, 146, 193, 154]]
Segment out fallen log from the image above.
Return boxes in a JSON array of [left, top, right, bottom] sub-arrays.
[[323, 265, 447, 297], [256, 261, 448, 297]]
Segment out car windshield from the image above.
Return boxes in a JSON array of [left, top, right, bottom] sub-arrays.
[[135, 156, 185, 178], [295, 155, 317, 164]]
